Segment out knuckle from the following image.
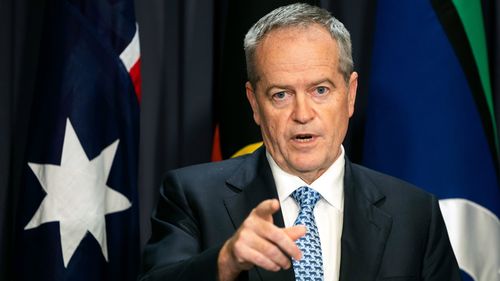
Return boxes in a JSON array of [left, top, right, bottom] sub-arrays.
[[242, 219, 253, 229], [233, 245, 246, 262], [264, 245, 280, 258], [233, 234, 246, 250], [267, 228, 281, 241], [243, 214, 259, 228], [238, 228, 250, 242], [266, 228, 287, 246], [253, 254, 269, 267], [232, 243, 253, 267]]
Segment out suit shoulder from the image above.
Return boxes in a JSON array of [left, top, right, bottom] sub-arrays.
[[163, 154, 252, 186], [349, 163, 441, 231], [350, 163, 434, 200]]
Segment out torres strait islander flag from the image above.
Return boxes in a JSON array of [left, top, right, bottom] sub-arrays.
[[362, 0, 499, 280], [14, 0, 141, 280]]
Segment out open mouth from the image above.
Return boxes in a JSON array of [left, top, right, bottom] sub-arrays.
[[294, 134, 314, 142]]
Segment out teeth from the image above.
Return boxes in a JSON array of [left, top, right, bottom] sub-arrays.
[[295, 135, 313, 142]]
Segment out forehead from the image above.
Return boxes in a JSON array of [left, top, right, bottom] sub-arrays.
[[262, 23, 334, 42], [260, 24, 337, 53], [254, 24, 341, 86]]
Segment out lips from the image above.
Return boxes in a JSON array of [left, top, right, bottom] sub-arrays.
[[293, 133, 315, 142]]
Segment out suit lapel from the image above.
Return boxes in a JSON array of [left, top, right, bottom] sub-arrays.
[[223, 147, 285, 229], [339, 160, 393, 281], [223, 147, 294, 281]]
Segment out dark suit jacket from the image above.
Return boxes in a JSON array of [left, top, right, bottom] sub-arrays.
[[140, 147, 461, 281]]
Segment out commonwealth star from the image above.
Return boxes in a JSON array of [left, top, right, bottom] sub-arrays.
[[25, 118, 131, 267]]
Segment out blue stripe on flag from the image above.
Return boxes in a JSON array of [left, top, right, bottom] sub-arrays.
[[363, 0, 500, 280]]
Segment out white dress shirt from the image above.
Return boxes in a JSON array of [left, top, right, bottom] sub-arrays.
[[266, 146, 345, 281]]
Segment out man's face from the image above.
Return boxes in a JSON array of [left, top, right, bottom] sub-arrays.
[[246, 24, 358, 183]]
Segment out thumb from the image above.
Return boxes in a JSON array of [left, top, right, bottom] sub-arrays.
[[284, 225, 307, 241]]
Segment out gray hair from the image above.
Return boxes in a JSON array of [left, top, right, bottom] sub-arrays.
[[244, 3, 353, 85]]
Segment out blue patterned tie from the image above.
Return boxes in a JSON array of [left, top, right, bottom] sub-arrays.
[[292, 186, 323, 281]]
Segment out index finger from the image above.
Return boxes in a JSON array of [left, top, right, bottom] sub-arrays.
[[257, 223, 304, 261], [253, 199, 280, 219]]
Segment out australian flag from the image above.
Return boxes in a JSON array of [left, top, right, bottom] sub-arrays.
[[14, 0, 141, 280]]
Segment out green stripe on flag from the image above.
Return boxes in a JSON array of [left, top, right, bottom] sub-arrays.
[[452, 0, 499, 155]]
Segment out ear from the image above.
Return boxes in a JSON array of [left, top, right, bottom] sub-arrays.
[[246, 81, 261, 126], [347, 72, 358, 117]]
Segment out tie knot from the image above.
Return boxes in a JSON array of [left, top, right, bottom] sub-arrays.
[[292, 186, 320, 209]]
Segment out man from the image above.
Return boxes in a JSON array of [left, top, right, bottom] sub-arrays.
[[140, 3, 461, 281]]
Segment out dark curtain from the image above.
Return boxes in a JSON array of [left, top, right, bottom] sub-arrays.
[[135, 0, 217, 249], [0, 0, 45, 279]]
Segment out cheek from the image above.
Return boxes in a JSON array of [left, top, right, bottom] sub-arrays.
[[324, 107, 348, 133], [261, 112, 286, 138]]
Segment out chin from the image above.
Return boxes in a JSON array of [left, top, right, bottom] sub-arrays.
[[290, 158, 324, 173]]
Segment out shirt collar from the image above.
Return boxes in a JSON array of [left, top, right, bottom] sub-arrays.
[[266, 146, 345, 211]]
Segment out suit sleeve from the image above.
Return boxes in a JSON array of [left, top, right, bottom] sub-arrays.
[[421, 195, 462, 280], [139, 171, 223, 281]]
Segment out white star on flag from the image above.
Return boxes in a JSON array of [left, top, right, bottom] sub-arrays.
[[25, 118, 132, 268]]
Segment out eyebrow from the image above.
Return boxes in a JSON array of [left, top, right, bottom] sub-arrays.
[[264, 84, 290, 94], [308, 78, 336, 88], [264, 78, 337, 94]]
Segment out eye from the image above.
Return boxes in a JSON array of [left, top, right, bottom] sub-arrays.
[[272, 91, 287, 100], [315, 86, 328, 95]]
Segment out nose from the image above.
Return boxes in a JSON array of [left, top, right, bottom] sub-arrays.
[[292, 93, 315, 124]]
